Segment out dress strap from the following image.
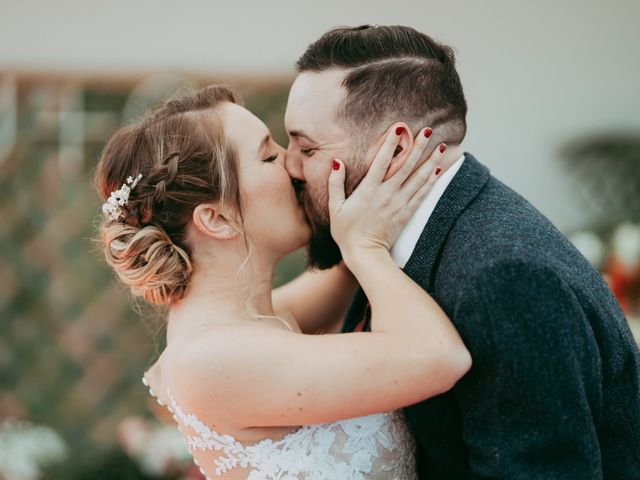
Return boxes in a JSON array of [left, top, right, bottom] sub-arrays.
[[275, 315, 294, 332]]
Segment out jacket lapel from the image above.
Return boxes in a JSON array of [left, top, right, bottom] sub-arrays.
[[342, 153, 490, 332], [342, 286, 369, 333], [403, 153, 490, 292]]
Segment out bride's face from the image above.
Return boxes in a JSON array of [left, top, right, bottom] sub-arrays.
[[219, 102, 311, 258]]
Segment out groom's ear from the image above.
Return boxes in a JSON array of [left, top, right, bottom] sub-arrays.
[[383, 122, 413, 181], [192, 203, 239, 241]]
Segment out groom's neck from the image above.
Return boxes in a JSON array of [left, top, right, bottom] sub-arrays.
[[440, 144, 465, 169], [416, 143, 464, 176]]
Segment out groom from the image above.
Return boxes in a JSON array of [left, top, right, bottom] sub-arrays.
[[284, 25, 640, 478]]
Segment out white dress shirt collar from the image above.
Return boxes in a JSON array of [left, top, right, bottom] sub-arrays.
[[391, 154, 466, 268]]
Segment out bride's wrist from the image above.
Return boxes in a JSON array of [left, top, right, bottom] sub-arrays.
[[341, 245, 392, 275]]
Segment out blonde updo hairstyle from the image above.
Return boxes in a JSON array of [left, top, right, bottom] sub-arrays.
[[95, 85, 241, 305]]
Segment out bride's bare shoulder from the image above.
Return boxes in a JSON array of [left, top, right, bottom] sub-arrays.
[[179, 317, 294, 347], [155, 321, 297, 427], [161, 320, 295, 384]]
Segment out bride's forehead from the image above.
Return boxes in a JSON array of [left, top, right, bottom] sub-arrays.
[[219, 102, 261, 128], [218, 102, 268, 148]]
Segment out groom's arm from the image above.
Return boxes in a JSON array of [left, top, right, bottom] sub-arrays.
[[452, 259, 603, 478], [273, 261, 358, 334]]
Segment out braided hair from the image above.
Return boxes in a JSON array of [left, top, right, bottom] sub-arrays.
[[94, 85, 241, 305]]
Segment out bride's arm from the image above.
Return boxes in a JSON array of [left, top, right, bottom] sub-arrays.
[[272, 262, 358, 334], [172, 124, 471, 427]]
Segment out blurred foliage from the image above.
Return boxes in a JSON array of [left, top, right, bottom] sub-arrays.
[[48, 447, 159, 480], [0, 73, 305, 478]]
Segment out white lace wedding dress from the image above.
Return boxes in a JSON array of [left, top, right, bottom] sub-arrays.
[[142, 318, 417, 479], [143, 376, 417, 480]]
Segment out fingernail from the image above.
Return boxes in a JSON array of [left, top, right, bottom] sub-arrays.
[[424, 128, 432, 139], [332, 159, 340, 171], [395, 126, 405, 136], [435, 167, 442, 176], [439, 144, 447, 154]]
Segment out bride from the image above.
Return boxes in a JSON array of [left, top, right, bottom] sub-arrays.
[[94, 85, 471, 479]]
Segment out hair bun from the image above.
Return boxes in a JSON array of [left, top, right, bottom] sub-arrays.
[[94, 85, 240, 306], [101, 223, 193, 305]]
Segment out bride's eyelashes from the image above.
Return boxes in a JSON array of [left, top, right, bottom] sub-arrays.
[[262, 153, 279, 163]]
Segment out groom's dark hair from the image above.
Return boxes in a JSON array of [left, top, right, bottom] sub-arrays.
[[296, 25, 467, 148]]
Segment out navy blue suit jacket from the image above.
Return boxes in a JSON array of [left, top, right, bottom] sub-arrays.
[[343, 154, 640, 479]]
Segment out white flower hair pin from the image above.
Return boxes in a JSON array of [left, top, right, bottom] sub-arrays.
[[101, 173, 143, 221]]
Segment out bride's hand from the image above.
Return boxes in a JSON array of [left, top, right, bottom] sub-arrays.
[[328, 125, 446, 264]]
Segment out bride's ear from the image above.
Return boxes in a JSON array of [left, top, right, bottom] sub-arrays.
[[383, 122, 414, 181], [192, 203, 239, 240]]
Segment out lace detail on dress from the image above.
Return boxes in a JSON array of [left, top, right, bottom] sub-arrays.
[[143, 376, 417, 479]]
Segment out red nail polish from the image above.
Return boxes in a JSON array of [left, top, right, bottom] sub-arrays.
[[439, 144, 447, 154], [435, 167, 442, 176], [395, 126, 405, 136], [332, 160, 340, 171], [424, 128, 432, 139]]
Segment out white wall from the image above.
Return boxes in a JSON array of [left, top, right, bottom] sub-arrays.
[[2, 0, 639, 231]]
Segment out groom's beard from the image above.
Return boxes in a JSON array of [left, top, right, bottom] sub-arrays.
[[294, 154, 368, 270], [308, 219, 343, 270], [295, 182, 343, 270]]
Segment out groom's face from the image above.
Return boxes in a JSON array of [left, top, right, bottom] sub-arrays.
[[284, 70, 365, 269]]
